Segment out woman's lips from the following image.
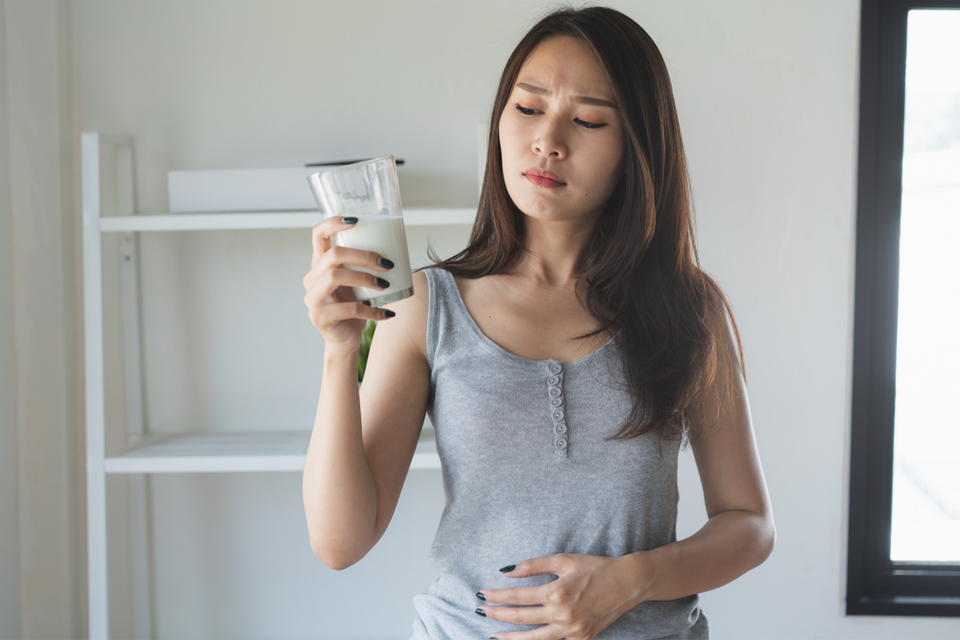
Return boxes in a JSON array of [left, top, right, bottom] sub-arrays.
[[524, 168, 566, 188]]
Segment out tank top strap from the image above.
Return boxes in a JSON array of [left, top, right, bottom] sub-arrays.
[[423, 267, 475, 371]]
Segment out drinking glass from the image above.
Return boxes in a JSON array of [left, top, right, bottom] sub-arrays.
[[307, 155, 413, 307]]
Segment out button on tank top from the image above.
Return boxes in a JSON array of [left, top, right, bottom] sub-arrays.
[[410, 268, 708, 640]]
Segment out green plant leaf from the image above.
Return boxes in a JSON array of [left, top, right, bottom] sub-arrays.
[[357, 320, 376, 382]]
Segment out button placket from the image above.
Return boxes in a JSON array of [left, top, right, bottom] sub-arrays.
[[546, 361, 568, 459]]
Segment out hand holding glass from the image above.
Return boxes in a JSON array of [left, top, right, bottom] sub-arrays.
[[307, 156, 414, 307]]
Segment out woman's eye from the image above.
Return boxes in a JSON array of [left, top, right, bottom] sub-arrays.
[[574, 118, 606, 129], [515, 104, 537, 116]]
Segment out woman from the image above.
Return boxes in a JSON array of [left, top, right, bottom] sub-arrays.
[[302, 7, 774, 639]]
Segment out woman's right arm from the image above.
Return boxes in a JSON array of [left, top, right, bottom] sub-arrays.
[[301, 218, 430, 570]]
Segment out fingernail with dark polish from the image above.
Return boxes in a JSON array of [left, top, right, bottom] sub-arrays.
[[342, 217, 358, 224], [378, 257, 395, 269], [475, 608, 487, 617], [475, 591, 486, 601], [499, 564, 516, 573], [383, 310, 396, 318], [376, 278, 390, 288]]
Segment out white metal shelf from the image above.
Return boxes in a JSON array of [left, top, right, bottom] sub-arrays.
[[82, 132, 463, 639], [98, 207, 475, 232], [104, 430, 440, 474]]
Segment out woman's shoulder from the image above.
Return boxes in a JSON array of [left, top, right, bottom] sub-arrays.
[[374, 270, 430, 361], [404, 269, 431, 322], [411, 269, 431, 302]]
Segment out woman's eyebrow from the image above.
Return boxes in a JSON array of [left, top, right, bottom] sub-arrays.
[[516, 82, 616, 108]]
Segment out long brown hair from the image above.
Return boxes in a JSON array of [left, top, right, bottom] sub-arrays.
[[433, 6, 743, 441]]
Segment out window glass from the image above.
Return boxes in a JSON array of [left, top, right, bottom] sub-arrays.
[[890, 8, 960, 563]]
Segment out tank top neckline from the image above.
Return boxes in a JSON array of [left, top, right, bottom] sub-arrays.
[[431, 267, 621, 370]]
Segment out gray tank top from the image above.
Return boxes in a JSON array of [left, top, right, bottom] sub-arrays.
[[410, 268, 708, 639]]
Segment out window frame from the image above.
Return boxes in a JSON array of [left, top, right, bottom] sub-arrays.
[[847, 0, 960, 617]]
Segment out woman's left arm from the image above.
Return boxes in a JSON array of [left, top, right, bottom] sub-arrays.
[[478, 305, 775, 640], [631, 302, 776, 601]]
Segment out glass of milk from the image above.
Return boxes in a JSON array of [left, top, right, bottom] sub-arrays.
[[307, 156, 413, 307]]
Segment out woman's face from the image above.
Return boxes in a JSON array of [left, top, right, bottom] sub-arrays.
[[499, 35, 625, 226]]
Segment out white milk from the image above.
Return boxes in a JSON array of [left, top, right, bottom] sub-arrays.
[[334, 215, 413, 305]]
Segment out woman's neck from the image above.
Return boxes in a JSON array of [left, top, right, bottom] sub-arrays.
[[509, 215, 599, 286]]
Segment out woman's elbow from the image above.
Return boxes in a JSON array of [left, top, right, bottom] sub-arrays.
[[309, 535, 363, 571], [754, 513, 776, 566]]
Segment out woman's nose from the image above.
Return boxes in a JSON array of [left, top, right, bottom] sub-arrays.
[[532, 118, 567, 159]]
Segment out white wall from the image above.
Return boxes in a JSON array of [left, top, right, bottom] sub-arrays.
[[2, 0, 86, 639], [0, 2, 23, 638], [6, 0, 960, 638]]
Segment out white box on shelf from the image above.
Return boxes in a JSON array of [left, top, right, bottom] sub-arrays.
[[168, 167, 323, 212]]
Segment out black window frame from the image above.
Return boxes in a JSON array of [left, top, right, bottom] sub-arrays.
[[848, 0, 960, 617]]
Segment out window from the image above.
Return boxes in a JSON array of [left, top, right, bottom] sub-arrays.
[[848, 0, 960, 616]]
